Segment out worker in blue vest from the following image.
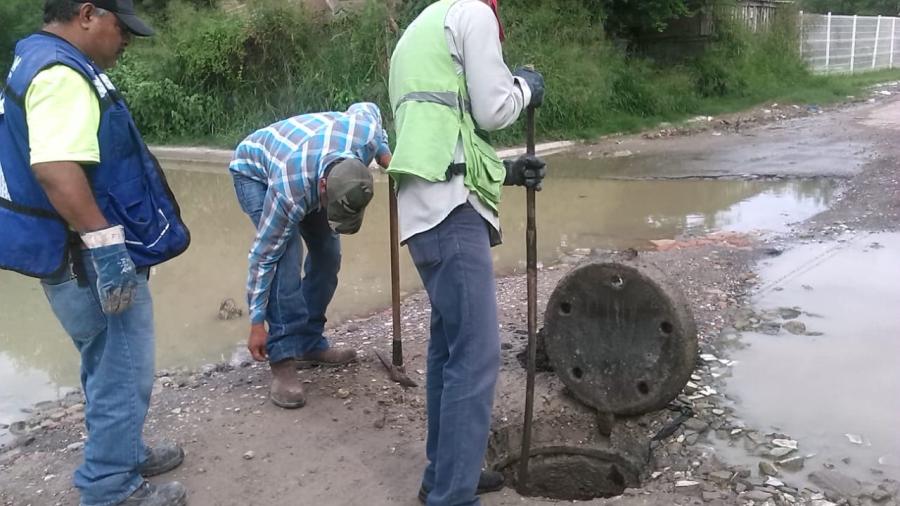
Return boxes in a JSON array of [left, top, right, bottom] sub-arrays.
[[0, 1, 190, 505], [389, 0, 546, 504]]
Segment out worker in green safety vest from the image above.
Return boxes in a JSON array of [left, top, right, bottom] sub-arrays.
[[388, 0, 546, 504]]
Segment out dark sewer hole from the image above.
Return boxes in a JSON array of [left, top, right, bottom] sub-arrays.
[[637, 381, 650, 395], [660, 321, 674, 335], [560, 302, 572, 315], [572, 367, 584, 380], [499, 453, 642, 500], [487, 422, 647, 501]]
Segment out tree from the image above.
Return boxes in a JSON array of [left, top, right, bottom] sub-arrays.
[[1, 0, 42, 79]]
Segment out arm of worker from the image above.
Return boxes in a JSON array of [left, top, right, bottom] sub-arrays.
[[375, 124, 392, 169], [31, 162, 110, 232], [245, 190, 304, 361], [27, 66, 108, 233], [27, 66, 138, 314], [451, 1, 530, 131]]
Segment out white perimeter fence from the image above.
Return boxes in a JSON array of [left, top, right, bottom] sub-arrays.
[[801, 12, 900, 73]]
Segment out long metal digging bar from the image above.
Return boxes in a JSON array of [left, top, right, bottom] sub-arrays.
[[517, 104, 539, 494], [376, 179, 418, 389]]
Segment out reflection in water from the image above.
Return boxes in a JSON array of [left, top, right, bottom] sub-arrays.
[[720, 234, 900, 483], [0, 161, 834, 427]]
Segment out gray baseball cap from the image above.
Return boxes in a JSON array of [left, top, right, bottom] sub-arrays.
[[326, 158, 374, 234]]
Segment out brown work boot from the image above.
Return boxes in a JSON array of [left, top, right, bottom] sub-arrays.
[[296, 347, 357, 369], [269, 359, 306, 409]]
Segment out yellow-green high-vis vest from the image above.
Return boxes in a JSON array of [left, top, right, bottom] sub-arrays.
[[388, 0, 506, 212]]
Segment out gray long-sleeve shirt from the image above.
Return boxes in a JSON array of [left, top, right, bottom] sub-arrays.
[[396, 0, 532, 244]]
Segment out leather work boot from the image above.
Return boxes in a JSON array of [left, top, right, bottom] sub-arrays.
[[418, 470, 505, 504], [139, 441, 185, 477], [117, 481, 187, 506], [269, 359, 306, 409], [296, 347, 357, 369]]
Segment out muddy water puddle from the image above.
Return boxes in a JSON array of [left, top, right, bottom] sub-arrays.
[[0, 161, 834, 440], [716, 233, 900, 483]]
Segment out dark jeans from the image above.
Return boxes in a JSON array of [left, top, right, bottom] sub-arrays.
[[232, 174, 339, 362], [407, 203, 501, 506]]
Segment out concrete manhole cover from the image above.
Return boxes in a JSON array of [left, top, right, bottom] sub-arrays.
[[544, 259, 698, 415]]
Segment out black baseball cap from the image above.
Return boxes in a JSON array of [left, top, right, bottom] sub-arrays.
[[74, 0, 155, 37]]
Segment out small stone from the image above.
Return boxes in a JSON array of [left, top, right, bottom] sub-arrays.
[[701, 491, 720, 502], [65, 404, 85, 415], [844, 433, 864, 445], [66, 441, 85, 452], [708, 471, 733, 484], [776, 456, 805, 471], [171, 408, 182, 415], [783, 321, 807, 335], [765, 477, 784, 487], [770, 447, 796, 458], [685, 418, 710, 433], [49, 410, 66, 422], [242, 451, 255, 460], [809, 470, 863, 499], [758, 322, 782, 335], [759, 461, 779, 477], [777, 308, 802, 320], [336, 388, 351, 399], [743, 490, 773, 502], [735, 467, 752, 479], [675, 480, 701, 494], [772, 439, 799, 450]]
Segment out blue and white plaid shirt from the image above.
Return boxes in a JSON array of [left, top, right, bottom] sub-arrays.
[[229, 103, 390, 324]]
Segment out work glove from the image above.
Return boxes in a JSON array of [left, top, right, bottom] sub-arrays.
[[81, 225, 139, 315], [504, 155, 547, 191], [513, 67, 545, 108]]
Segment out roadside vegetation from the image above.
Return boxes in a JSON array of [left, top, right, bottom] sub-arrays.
[[3, 0, 899, 147]]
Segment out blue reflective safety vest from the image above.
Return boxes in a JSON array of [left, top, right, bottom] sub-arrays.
[[0, 32, 190, 278]]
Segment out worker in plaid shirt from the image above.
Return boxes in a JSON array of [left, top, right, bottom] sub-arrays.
[[229, 102, 391, 409]]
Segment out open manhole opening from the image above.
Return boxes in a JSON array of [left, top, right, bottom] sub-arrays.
[[487, 423, 647, 501], [490, 447, 644, 500]]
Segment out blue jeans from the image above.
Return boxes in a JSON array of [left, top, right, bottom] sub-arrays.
[[232, 174, 339, 362], [407, 204, 501, 506], [41, 251, 154, 506]]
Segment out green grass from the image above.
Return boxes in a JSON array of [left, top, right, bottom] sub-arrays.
[[5, 0, 899, 149]]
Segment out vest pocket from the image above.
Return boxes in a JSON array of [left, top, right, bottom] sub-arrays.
[[108, 175, 169, 250]]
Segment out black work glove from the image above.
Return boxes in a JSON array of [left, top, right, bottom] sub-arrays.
[[503, 155, 547, 191], [513, 67, 545, 108]]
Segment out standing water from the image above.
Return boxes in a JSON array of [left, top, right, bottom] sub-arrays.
[[719, 233, 900, 483], [0, 157, 835, 443]]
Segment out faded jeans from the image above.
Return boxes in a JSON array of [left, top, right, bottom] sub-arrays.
[[232, 173, 339, 362], [41, 251, 154, 506], [407, 203, 501, 506]]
